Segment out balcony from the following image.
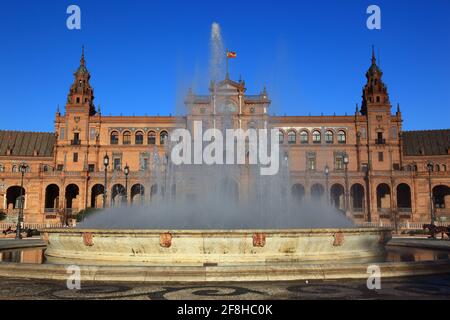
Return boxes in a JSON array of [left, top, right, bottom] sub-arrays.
[[375, 138, 386, 145], [71, 139, 81, 146]]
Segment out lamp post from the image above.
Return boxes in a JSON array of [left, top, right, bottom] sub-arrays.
[[124, 164, 129, 205], [427, 161, 435, 224], [103, 154, 109, 209], [343, 154, 350, 213], [324, 165, 330, 204], [16, 164, 27, 240]]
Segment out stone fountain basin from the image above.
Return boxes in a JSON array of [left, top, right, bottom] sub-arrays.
[[41, 228, 392, 266]]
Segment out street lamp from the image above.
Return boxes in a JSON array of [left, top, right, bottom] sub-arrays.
[[124, 164, 130, 205], [16, 163, 27, 239], [324, 165, 330, 204], [427, 161, 435, 224], [343, 154, 350, 213], [103, 154, 109, 209]]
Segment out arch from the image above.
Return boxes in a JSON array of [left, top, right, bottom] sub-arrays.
[[287, 130, 296, 144], [0, 164, 4, 172], [135, 131, 144, 145], [216, 178, 239, 202], [45, 184, 60, 211], [396, 183, 412, 210], [131, 184, 145, 204], [110, 131, 119, 145], [291, 184, 305, 204], [376, 183, 391, 211], [6, 186, 26, 210], [337, 130, 346, 144], [433, 185, 450, 209], [312, 130, 321, 143], [330, 184, 345, 210], [123, 131, 131, 145], [148, 131, 156, 145], [90, 184, 104, 208], [311, 184, 324, 202], [160, 131, 168, 145], [350, 183, 365, 212], [65, 184, 79, 210], [111, 184, 126, 207], [300, 130, 309, 144], [325, 130, 334, 144]]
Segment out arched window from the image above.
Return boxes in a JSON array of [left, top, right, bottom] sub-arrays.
[[325, 130, 333, 144], [148, 131, 156, 145], [337, 130, 346, 144], [0, 164, 4, 172], [160, 131, 168, 145], [123, 131, 131, 145], [12, 165, 18, 173], [135, 131, 144, 145], [110, 131, 119, 145], [278, 130, 285, 144], [312, 130, 321, 143], [300, 131, 308, 144], [436, 164, 440, 172], [443, 164, 447, 172], [288, 131, 296, 144]]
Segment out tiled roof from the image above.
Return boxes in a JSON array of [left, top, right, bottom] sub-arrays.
[[0, 130, 55, 157], [402, 129, 450, 156]]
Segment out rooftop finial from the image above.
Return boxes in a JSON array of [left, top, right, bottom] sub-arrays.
[[81, 45, 85, 66], [371, 45, 376, 65]]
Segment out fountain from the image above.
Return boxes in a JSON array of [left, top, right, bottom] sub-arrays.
[[39, 23, 394, 280]]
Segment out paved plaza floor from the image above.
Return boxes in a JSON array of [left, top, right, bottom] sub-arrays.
[[0, 274, 449, 300]]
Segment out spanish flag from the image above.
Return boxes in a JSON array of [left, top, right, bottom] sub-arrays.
[[227, 51, 237, 59]]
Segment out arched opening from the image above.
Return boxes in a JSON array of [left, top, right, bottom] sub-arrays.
[[337, 130, 346, 144], [278, 130, 285, 144], [160, 131, 168, 145], [376, 183, 391, 212], [6, 186, 26, 210], [396, 183, 412, 212], [216, 178, 239, 203], [350, 184, 365, 212], [311, 184, 324, 202], [90, 184, 104, 208], [300, 131, 308, 144], [330, 184, 345, 210], [45, 184, 60, 212], [325, 130, 333, 144], [65, 184, 79, 210], [433, 185, 450, 209], [135, 131, 144, 145], [291, 184, 305, 204], [123, 131, 131, 145], [312, 130, 321, 143], [110, 131, 119, 145], [111, 184, 126, 207], [131, 184, 145, 205], [148, 131, 156, 145], [287, 131, 296, 144]]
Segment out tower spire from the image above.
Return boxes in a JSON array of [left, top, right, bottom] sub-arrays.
[[80, 45, 85, 67], [371, 45, 376, 65]]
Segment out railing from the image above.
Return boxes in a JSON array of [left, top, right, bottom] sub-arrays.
[[375, 138, 386, 145], [71, 140, 81, 146], [0, 222, 64, 231], [357, 221, 448, 230]]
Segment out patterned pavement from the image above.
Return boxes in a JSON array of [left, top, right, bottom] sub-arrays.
[[0, 274, 449, 300]]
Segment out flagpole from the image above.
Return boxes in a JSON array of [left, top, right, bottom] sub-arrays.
[[226, 49, 229, 78]]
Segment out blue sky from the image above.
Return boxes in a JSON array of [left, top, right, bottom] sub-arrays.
[[0, 0, 449, 132]]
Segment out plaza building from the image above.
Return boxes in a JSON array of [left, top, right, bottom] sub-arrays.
[[0, 49, 449, 225]]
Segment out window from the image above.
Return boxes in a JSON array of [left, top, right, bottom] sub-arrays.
[[393, 163, 400, 171], [73, 132, 80, 142], [378, 152, 384, 162], [160, 131, 168, 145], [135, 131, 144, 145], [335, 155, 344, 171], [141, 158, 148, 171], [123, 131, 131, 145], [443, 164, 447, 172], [278, 131, 284, 144], [60, 128, 65, 140], [90, 128, 96, 140], [307, 157, 316, 171], [57, 164, 64, 171], [325, 131, 333, 144], [113, 158, 121, 171], [288, 131, 296, 144], [76, 97, 80, 103], [300, 131, 308, 144], [337, 131, 346, 144], [110, 131, 119, 145], [73, 153, 78, 163], [148, 131, 156, 145], [361, 163, 368, 173], [376, 96, 380, 103], [42, 165, 49, 172], [12, 165, 18, 173], [360, 127, 366, 139], [312, 131, 321, 143], [0, 164, 4, 172], [88, 164, 95, 172]]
